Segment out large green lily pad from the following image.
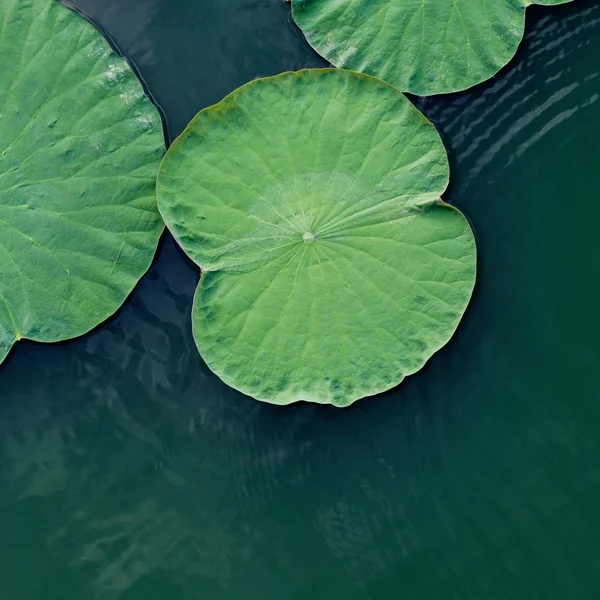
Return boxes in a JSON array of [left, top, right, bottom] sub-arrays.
[[158, 69, 476, 406], [291, 0, 575, 96], [0, 0, 164, 365]]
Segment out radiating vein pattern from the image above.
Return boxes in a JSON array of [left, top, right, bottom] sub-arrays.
[[291, 0, 575, 95], [157, 69, 476, 406], [0, 0, 165, 364]]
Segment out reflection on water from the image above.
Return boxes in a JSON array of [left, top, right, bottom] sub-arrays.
[[1, 1, 599, 598]]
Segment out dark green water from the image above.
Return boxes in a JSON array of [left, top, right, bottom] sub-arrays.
[[1, 1, 599, 598]]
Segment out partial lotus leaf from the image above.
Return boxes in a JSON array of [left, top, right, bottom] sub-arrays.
[[157, 69, 476, 406], [0, 0, 165, 364], [290, 0, 575, 96]]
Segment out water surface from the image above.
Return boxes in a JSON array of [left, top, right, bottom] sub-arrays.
[[1, 1, 599, 598]]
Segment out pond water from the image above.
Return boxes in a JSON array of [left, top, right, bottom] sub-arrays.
[[1, 1, 599, 598]]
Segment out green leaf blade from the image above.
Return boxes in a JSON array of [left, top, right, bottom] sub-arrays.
[[291, 0, 575, 96], [0, 0, 164, 364], [158, 69, 476, 406]]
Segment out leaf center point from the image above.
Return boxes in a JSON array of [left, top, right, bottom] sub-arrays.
[[302, 231, 317, 244]]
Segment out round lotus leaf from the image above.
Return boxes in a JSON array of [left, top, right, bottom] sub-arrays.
[[0, 0, 165, 365], [157, 69, 476, 407], [290, 0, 575, 96]]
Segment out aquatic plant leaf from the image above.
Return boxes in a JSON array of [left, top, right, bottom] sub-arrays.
[[0, 0, 164, 364], [291, 0, 575, 96], [157, 69, 476, 406]]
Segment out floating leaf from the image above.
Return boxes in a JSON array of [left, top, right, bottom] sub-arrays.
[[291, 0, 575, 96], [0, 0, 165, 365], [157, 69, 476, 406]]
